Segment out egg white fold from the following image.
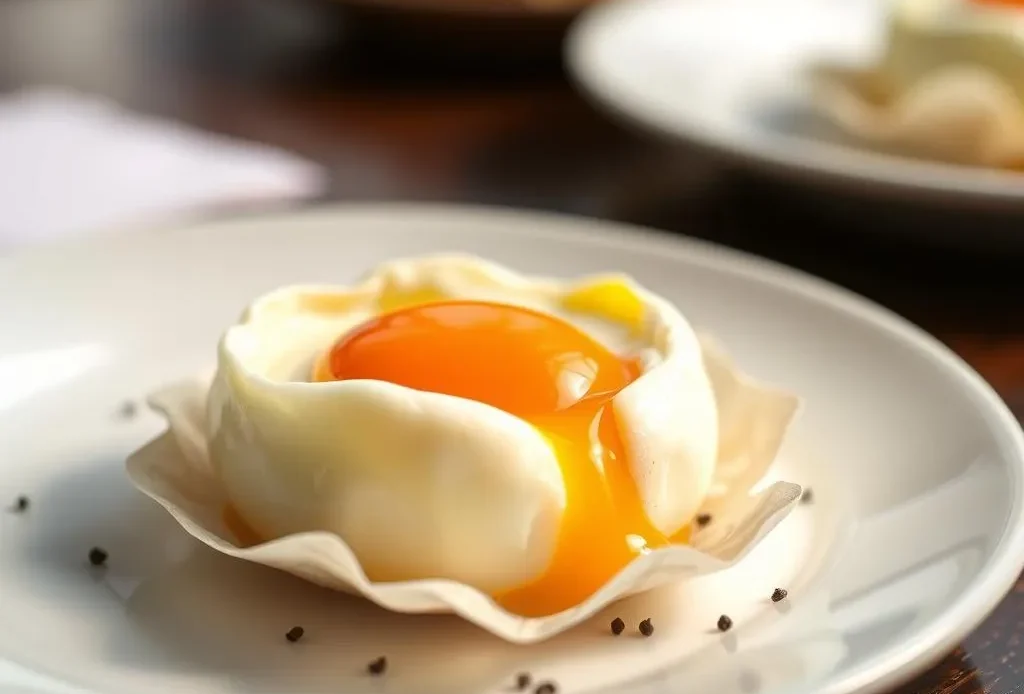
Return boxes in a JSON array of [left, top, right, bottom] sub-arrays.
[[211, 338, 565, 593]]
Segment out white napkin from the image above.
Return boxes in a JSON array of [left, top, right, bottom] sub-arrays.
[[0, 88, 326, 250]]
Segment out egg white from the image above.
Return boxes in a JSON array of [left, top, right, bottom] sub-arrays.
[[885, 0, 1024, 101], [208, 255, 718, 594], [896, 0, 1024, 33]]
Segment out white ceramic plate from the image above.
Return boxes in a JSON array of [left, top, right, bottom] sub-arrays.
[[566, 0, 1024, 205], [0, 204, 1022, 694]]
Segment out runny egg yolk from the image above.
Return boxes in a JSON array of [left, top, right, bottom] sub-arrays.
[[311, 299, 688, 616]]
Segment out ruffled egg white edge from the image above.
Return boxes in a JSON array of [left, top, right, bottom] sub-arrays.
[[127, 345, 801, 644]]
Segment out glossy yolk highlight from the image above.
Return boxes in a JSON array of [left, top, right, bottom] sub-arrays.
[[312, 300, 686, 616]]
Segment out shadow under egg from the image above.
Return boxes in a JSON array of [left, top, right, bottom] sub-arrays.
[[112, 540, 742, 694], [120, 546, 518, 694], [117, 545, 688, 694]]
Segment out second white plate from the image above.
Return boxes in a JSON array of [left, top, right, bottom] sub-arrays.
[[567, 0, 1024, 206]]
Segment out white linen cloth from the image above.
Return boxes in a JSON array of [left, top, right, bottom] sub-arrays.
[[0, 88, 325, 250]]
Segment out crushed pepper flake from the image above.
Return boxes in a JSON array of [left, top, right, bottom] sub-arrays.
[[88, 547, 108, 566], [368, 656, 387, 676], [117, 401, 139, 419]]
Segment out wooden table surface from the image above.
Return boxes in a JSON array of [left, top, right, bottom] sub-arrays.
[[3, 1, 1024, 692]]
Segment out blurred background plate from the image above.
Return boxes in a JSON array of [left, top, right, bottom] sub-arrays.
[[566, 0, 1024, 210]]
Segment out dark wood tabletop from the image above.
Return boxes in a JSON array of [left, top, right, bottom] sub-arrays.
[[2, 0, 1024, 692]]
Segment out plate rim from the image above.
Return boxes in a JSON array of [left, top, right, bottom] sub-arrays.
[[565, 0, 1024, 207], [2, 201, 1024, 694]]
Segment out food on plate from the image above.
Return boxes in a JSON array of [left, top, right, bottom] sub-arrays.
[[211, 255, 722, 615], [128, 254, 800, 630], [810, 0, 1024, 168]]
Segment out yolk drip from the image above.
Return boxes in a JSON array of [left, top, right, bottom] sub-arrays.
[[311, 299, 688, 616]]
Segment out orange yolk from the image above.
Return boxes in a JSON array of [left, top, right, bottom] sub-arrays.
[[971, 0, 1024, 6], [310, 299, 688, 616]]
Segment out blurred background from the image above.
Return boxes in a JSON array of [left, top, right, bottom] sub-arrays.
[[0, 0, 1020, 360]]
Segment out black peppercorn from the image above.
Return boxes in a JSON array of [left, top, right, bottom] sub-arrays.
[[610, 617, 625, 635], [88, 547, 108, 566], [285, 626, 304, 642], [515, 672, 531, 689], [695, 513, 712, 528], [771, 588, 788, 603], [638, 618, 654, 637], [800, 488, 813, 504], [717, 615, 733, 632], [368, 656, 387, 676], [534, 682, 557, 694]]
